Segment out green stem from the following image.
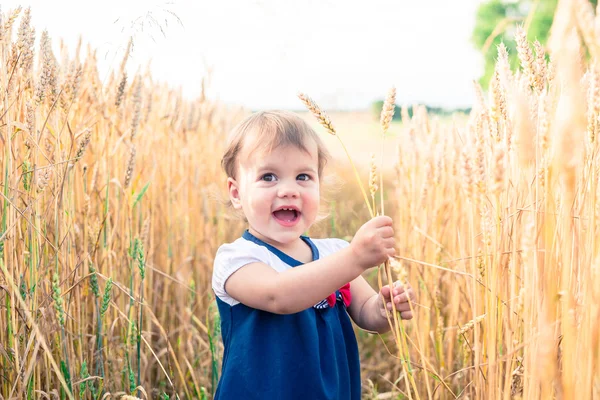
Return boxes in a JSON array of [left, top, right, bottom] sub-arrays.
[[103, 172, 109, 248], [60, 327, 72, 393], [208, 315, 219, 398], [94, 297, 105, 379], [137, 282, 143, 389]]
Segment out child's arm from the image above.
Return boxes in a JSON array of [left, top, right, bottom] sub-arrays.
[[347, 277, 416, 333], [225, 216, 395, 314]]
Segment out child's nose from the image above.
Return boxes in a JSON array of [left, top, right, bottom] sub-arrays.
[[277, 182, 299, 198]]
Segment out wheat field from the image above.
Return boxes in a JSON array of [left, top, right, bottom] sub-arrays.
[[0, 3, 599, 400]]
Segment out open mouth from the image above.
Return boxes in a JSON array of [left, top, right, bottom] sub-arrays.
[[272, 207, 301, 225]]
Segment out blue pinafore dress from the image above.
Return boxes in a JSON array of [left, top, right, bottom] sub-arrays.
[[212, 231, 361, 399]]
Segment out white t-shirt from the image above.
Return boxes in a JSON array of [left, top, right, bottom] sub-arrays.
[[212, 235, 350, 306]]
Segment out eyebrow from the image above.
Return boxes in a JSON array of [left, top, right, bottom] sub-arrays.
[[256, 163, 317, 174]]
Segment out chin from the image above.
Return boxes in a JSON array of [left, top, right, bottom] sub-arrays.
[[274, 231, 302, 243], [272, 227, 305, 243]]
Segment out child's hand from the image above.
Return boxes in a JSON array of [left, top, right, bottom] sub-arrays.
[[379, 281, 416, 320], [350, 216, 395, 270]]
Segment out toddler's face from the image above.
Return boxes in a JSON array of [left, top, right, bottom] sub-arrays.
[[228, 141, 320, 249]]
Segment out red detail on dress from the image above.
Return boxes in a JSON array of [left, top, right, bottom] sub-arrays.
[[326, 283, 352, 307]]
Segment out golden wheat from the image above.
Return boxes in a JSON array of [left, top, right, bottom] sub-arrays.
[[1, 5, 599, 399]]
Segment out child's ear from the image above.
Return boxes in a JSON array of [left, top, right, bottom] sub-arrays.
[[227, 177, 242, 209]]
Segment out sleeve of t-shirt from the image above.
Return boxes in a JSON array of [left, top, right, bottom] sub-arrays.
[[318, 238, 351, 256], [212, 240, 271, 306]]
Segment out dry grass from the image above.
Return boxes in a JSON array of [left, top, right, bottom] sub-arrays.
[[0, 4, 599, 400], [0, 8, 246, 398]]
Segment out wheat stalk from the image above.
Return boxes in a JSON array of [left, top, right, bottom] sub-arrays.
[[298, 92, 374, 217], [515, 26, 536, 90]]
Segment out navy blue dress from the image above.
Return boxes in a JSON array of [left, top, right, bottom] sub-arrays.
[[213, 231, 361, 399]]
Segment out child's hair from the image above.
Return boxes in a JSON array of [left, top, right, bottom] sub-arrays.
[[221, 110, 331, 179]]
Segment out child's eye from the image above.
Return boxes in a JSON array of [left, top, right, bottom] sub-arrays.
[[261, 173, 277, 182], [297, 174, 311, 181]]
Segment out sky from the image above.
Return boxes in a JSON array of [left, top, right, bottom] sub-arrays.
[[3, 0, 484, 110]]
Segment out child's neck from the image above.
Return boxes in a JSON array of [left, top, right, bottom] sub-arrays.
[[248, 229, 313, 264], [284, 239, 313, 264]]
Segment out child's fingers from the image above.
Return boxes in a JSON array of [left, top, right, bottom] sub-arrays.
[[382, 281, 412, 300], [391, 281, 407, 296], [386, 300, 411, 312], [382, 282, 405, 299], [389, 300, 412, 311], [378, 226, 394, 238], [384, 296, 414, 319], [400, 310, 413, 320], [372, 215, 393, 227], [380, 285, 392, 299], [382, 238, 395, 249], [391, 291, 415, 305], [384, 281, 417, 319], [399, 285, 416, 303]]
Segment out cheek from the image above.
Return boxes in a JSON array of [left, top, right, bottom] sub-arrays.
[[304, 187, 320, 211], [246, 189, 273, 212]]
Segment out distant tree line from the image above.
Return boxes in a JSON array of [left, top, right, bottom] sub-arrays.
[[370, 100, 471, 122]]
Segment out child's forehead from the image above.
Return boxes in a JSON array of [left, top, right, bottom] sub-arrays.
[[239, 139, 319, 168], [240, 133, 318, 158]]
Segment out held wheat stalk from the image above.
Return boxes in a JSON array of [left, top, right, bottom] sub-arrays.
[[299, 89, 421, 399], [297, 93, 374, 218]]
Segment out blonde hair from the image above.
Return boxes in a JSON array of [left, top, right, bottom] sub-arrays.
[[221, 110, 330, 179]]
